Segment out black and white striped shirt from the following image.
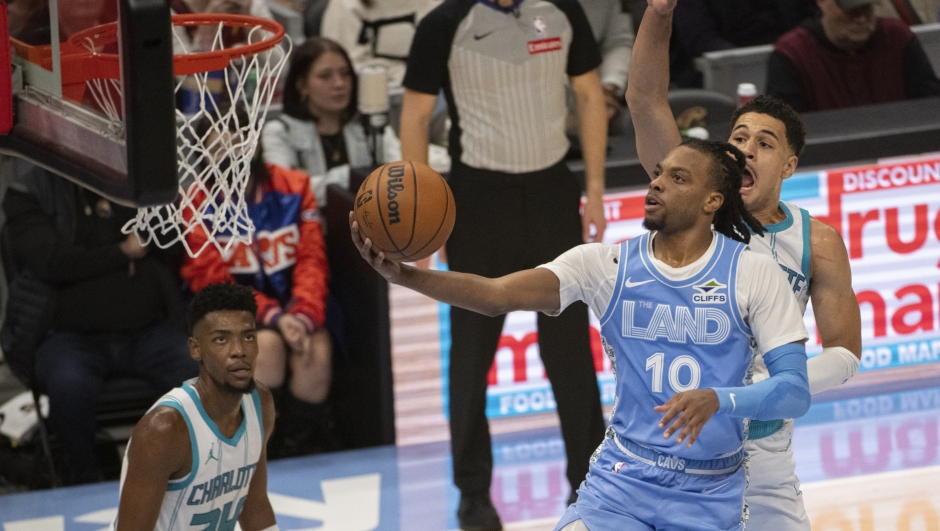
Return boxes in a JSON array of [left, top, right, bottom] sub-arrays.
[[404, 0, 600, 173]]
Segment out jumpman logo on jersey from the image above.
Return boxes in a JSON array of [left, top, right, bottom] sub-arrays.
[[205, 442, 220, 465]]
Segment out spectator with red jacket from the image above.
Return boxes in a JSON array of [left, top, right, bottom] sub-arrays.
[[181, 110, 335, 458], [766, 0, 940, 112]]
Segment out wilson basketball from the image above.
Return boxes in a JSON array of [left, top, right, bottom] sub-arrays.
[[354, 161, 456, 262]]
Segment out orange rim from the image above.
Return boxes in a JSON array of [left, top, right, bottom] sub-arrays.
[[64, 13, 285, 81]]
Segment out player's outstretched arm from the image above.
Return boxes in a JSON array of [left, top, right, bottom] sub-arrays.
[[806, 219, 862, 393], [114, 408, 192, 531], [350, 213, 562, 316], [239, 385, 277, 531], [625, 0, 683, 177]]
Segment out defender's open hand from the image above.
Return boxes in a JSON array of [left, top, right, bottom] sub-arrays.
[[350, 212, 404, 283], [653, 389, 720, 447]]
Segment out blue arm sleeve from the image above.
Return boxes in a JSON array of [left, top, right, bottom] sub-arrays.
[[712, 343, 811, 420]]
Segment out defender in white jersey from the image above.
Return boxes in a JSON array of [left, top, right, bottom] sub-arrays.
[[627, 1, 863, 528], [111, 283, 278, 531]]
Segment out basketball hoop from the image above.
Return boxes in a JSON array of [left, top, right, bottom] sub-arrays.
[[64, 14, 291, 257]]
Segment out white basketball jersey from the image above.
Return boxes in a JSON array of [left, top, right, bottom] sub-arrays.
[[110, 379, 265, 531], [746, 200, 812, 384]]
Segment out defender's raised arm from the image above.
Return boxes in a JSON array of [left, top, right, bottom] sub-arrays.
[[626, 0, 683, 177]]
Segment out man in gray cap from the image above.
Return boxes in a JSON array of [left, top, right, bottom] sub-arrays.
[[766, 0, 940, 111]]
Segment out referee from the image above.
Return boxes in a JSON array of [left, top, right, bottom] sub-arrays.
[[400, 0, 608, 528]]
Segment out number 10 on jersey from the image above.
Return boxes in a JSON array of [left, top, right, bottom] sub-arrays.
[[645, 353, 701, 393]]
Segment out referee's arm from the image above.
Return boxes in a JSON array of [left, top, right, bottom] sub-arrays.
[[400, 89, 438, 165], [571, 69, 608, 242]]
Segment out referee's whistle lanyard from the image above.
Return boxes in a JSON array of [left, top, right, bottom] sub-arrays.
[[478, 0, 524, 17]]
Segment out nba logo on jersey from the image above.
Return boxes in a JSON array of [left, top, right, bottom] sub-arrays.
[[533, 16, 547, 35], [692, 279, 727, 304]]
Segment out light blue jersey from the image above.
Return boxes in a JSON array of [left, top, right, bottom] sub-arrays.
[[546, 231, 810, 531], [600, 232, 754, 461], [110, 379, 265, 531]]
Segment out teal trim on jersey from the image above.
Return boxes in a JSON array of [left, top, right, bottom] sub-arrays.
[[799, 206, 812, 285], [762, 202, 795, 233], [155, 399, 200, 491], [747, 419, 784, 440], [599, 242, 628, 326], [251, 389, 264, 443], [182, 383, 247, 447]]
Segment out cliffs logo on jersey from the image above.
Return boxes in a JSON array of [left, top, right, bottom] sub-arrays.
[[222, 225, 300, 275], [692, 279, 727, 304]]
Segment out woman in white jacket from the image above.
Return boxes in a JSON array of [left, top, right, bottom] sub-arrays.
[[262, 37, 398, 206]]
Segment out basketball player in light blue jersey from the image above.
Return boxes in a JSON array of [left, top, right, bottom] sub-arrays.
[[350, 138, 812, 530], [626, 1, 864, 529], [110, 283, 278, 531]]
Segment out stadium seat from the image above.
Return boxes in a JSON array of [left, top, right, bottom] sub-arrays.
[[912, 23, 940, 77], [695, 45, 775, 100]]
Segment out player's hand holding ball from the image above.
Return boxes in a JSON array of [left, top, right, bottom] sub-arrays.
[[350, 161, 456, 281], [350, 211, 404, 283]]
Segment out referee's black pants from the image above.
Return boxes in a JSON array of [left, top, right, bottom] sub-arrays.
[[445, 160, 606, 496]]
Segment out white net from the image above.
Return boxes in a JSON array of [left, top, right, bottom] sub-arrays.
[[80, 17, 291, 257]]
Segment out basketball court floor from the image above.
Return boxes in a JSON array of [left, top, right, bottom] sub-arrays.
[[2, 366, 939, 531]]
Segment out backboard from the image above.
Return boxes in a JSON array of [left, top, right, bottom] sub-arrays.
[[1, 0, 178, 207]]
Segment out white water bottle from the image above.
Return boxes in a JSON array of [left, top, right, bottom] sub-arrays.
[[737, 83, 757, 108]]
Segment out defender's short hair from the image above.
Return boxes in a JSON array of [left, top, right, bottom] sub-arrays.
[[187, 282, 257, 334]]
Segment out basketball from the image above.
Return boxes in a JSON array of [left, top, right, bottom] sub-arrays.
[[354, 161, 456, 262]]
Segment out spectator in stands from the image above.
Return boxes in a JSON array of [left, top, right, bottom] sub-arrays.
[[304, 0, 440, 87], [2, 166, 197, 485], [576, 0, 635, 127], [183, 109, 336, 458], [263, 38, 384, 207], [766, 0, 940, 112], [669, 0, 818, 87]]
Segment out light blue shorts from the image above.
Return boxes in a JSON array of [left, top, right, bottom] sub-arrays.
[[555, 434, 748, 531]]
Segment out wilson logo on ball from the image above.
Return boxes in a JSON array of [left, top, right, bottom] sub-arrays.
[[386, 163, 406, 225]]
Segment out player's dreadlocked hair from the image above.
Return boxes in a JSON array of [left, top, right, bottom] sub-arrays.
[[681, 138, 764, 244], [187, 282, 258, 334]]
